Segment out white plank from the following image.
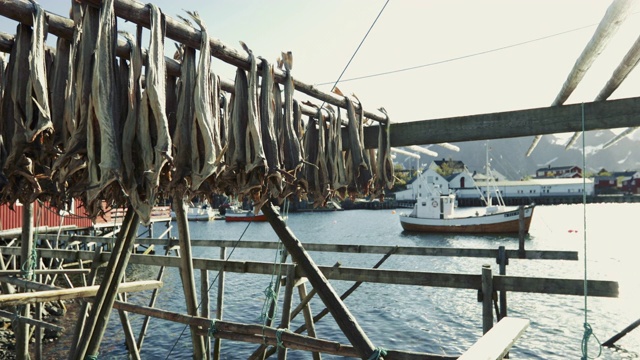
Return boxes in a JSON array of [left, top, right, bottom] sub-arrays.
[[459, 317, 530, 360]]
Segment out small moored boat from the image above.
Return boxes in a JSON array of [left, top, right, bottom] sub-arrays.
[[399, 191, 534, 234], [222, 206, 267, 222]]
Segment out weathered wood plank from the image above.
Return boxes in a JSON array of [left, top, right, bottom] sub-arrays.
[[0, 247, 618, 297], [0, 280, 162, 306], [361, 96, 640, 148], [459, 317, 530, 360], [34, 235, 581, 261]]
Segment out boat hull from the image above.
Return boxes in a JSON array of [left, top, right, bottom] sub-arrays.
[[400, 205, 534, 234], [224, 213, 267, 222]]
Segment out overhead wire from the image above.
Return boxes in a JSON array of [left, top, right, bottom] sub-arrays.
[[316, 22, 599, 86]]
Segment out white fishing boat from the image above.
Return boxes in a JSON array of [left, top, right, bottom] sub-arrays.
[[399, 144, 535, 234], [171, 204, 218, 221], [399, 188, 534, 233]]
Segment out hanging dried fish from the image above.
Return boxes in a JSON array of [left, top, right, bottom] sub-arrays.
[[86, 0, 123, 215], [52, 3, 100, 200], [259, 58, 283, 199], [172, 43, 196, 192], [144, 5, 173, 188], [0, 53, 9, 192], [375, 108, 394, 196], [344, 96, 368, 199], [325, 106, 348, 199], [219, 67, 248, 195], [239, 42, 267, 204], [302, 114, 319, 202], [279, 52, 303, 175], [313, 108, 330, 207], [49, 37, 71, 148], [355, 96, 373, 196], [24, 1, 53, 143], [2, 24, 36, 205], [188, 11, 220, 191]]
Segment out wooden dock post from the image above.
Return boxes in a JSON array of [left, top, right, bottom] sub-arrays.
[[277, 264, 296, 360], [201, 268, 211, 360], [298, 282, 322, 360], [482, 264, 494, 334], [173, 197, 207, 359], [518, 206, 525, 258], [497, 246, 508, 320], [262, 204, 378, 359], [213, 247, 226, 360], [16, 202, 34, 360]]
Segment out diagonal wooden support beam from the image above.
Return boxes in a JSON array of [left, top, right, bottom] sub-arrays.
[[262, 204, 378, 359]]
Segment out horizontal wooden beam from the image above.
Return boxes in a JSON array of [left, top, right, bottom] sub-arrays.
[[0, 247, 617, 297], [362, 96, 640, 148], [38, 235, 579, 261], [0, 280, 162, 306], [0, 309, 65, 332]]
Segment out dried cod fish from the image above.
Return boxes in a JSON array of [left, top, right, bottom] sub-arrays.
[[52, 3, 100, 200], [24, 1, 53, 143], [239, 42, 267, 205], [172, 43, 196, 192], [325, 106, 348, 199], [345, 96, 368, 199], [50, 37, 71, 148], [355, 96, 373, 196], [188, 11, 221, 191], [86, 0, 122, 214], [313, 108, 330, 207], [259, 58, 283, 199], [374, 108, 394, 198], [279, 52, 303, 175]]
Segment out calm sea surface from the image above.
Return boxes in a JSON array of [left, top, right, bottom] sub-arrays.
[[96, 203, 640, 359]]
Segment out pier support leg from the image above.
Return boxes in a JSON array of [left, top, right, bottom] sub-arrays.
[[174, 196, 207, 360], [298, 282, 321, 360], [73, 207, 140, 359], [213, 247, 226, 360], [497, 246, 508, 320], [277, 264, 296, 360], [201, 269, 211, 360], [17, 202, 34, 360], [482, 264, 494, 334], [518, 206, 525, 258]]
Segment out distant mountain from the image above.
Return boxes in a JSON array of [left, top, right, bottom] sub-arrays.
[[399, 129, 640, 180]]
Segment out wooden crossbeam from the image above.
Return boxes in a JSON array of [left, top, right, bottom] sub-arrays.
[[0, 280, 161, 306]]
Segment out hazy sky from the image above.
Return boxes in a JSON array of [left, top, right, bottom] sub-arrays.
[[1, 0, 639, 126]]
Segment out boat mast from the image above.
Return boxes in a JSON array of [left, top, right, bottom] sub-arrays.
[[485, 141, 491, 206]]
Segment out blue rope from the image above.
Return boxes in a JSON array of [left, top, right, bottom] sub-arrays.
[[84, 355, 98, 360], [581, 322, 602, 359], [367, 347, 387, 360], [275, 328, 290, 349], [208, 319, 218, 337], [579, 104, 601, 360]]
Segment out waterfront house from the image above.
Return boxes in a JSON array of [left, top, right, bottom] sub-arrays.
[[535, 165, 582, 178]]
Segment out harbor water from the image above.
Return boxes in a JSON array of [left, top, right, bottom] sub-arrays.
[[95, 203, 639, 359]]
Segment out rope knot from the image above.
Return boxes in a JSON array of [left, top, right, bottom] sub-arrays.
[[367, 347, 387, 360], [581, 322, 602, 360], [208, 319, 218, 336], [275, 328, 290, 349]]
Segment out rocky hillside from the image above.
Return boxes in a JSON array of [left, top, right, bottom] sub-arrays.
[[398, 129, 640, 180]]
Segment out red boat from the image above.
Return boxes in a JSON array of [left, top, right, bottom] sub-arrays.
[[223, 207, 267, 222]]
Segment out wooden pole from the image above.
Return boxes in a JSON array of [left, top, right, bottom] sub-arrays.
[[262, 204, 378, 359], [68, 247, 102, 360], [213, 247, 225, 360], [73, 207, 137, 359], [298, 282, 322, 360], [481, 265, 494, 334], [201, 268, 211, 360], [496, 246, 508, 320], [17, 202, 34, 360], [277, 264, 296, 360], [0, 280, 161, 306], [518, 206, 526, 258], [603, 317, 640, 347], [136, 244, 174, 350], [173, 197, 207, 359], [116, 293, 142, 360], [0, 309, 64, 332]]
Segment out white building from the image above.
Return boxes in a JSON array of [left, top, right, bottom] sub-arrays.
[[395, 160, 595, 201]]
